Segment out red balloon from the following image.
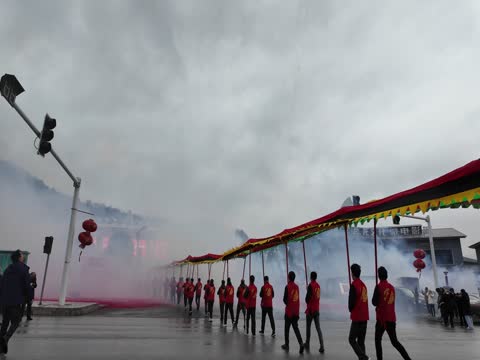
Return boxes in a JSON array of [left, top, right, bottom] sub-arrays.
[[413, 258, 426, 270], [78, 231, 93, 248], [413, 249, 426, 259], [82, 219, 97, 233]]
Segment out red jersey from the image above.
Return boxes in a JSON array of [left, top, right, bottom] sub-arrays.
[[176, 281, 184, 294], [261, 283, 274, 308], [246, 284, 257, 309], [376, 280, 396, 323], [195, 282, 202, 296], [204, 283, 210, 300], [350, 278, 369, 321], [225, 284, 235, 304], [186, 282, 195, 299], [208, 285, 216, 302], [306, 280, 320, 315], [218, 286, 226, 304], [237, 285, 246, 305], [285, 281, 300, 318]]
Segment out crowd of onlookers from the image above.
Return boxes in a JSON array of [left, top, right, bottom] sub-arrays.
[[422, 286, 474, 330]]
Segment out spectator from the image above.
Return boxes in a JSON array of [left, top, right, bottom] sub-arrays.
[[427, 290, 435, 317], [0, 250, 30, 354], [460, 289, 474, 330], [23, 272, 37, 321]]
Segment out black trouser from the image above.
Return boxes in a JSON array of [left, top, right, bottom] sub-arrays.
[[0, 305, 22, 342], [349, 321, 368, 360], [443, 311, 454, 327], [375, 321, 411, 360], [261, 306, 275, 333], [219, 302, 225, 322], [224, 303, 234, 324], [183, 294, 188, 308], [235, 303, 246, 325], [458, 308, 465, 327], [246, 307, 256, 334], [204, 298, 208, 314], [284, 315, 303, 347], [195, 295, 201, 310], [23, 301, 33, 319], [208, 300, 214, 319], [305, 312, 324, 348], [188, 298, 193, 313]]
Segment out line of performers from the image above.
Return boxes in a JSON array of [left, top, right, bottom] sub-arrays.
[[171, 264, 412, 360]]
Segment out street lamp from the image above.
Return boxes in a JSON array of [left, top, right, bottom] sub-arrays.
[[1, 73, 81, 306], [397, 214, 439, 289]]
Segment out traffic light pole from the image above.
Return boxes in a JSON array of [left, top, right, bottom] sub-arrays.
[[39, 252, 51, 306], [4, 98, 81, 306]]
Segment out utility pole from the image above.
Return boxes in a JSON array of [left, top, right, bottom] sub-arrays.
[[398, 214, 439, 290], [1, 74, 81, 306]]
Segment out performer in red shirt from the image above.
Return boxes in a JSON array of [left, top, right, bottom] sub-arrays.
[[186, 278, 195, 316], [245, 275, 257, 335], [224, 278, 235, 325], [259, 276, 275, 337], [281, 271, 304, 354], [176, 277, 184, 306], [217, 280, 226, 324], [372, 267, 412, 360], [195, 278, 203, 311], [348, 264, 370, 360], [207, 279, 215, 322], [304, 271, 324, 353], [234, 280, 247, 329]]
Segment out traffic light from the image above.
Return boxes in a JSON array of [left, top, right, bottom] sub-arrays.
[[393, 215, 400, 225], [0, 74, 24, 106], [43, 236, 53, 254], [38, 114, 56, 156]]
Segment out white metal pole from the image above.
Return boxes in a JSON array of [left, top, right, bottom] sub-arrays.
[[426, 215, 439, 289], [58, 180, 81, 305]]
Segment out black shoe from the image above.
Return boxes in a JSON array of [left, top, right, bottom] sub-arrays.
[[259, 330, 264, 335], [272, 332, 276, 338], [319, 346, 325, 354], [303, 342, 310, 351], [281, 344, 289, 351], [27, 317, 33, 321], [299, 344, 305, 354]]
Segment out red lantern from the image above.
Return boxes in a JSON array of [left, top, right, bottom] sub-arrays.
[[413, 249, 426, 259], [413, 258, 426, 272], [78, 231, 93, 249], [82, 219, 97, 233]]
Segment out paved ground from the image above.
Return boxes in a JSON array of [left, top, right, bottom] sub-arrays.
[[2, 306, 478, 359]]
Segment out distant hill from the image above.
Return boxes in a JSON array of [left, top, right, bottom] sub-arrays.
[[0, 160, 157, 226]]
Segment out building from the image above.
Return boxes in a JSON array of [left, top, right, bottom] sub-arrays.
[[469, 242, 480, 265], [350, 225, 470, 268]]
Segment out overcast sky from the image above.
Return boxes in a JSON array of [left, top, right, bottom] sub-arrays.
[[1, 1, 479, 258]]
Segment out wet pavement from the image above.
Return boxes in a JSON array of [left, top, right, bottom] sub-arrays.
[[2, 306, 478, 359]]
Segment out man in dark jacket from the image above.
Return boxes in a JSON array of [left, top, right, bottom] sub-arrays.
[[0, 250, 29, 354], [23, 272, 37, 321]]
